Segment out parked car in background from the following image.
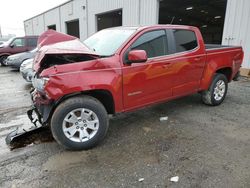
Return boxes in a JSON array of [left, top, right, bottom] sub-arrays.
[[0, 41, 4, 45], [0, 36, 38, 65], [20, 58, 34, 82], [5, 48, 37, 69]]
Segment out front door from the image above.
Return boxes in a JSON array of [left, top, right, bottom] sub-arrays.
[[122, 29, 173, 110], [10, 38, 27, 54]]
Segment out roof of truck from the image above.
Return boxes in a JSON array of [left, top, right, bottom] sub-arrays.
[[105, 24, 198, 31]]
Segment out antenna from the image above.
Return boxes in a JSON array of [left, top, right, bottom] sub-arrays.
[[170, 16, 175, 24]]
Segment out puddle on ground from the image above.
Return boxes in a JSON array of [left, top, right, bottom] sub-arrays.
[[8, 127, 54, 150], [0, 114, 54, 151]]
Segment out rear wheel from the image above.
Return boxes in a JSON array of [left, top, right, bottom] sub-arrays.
[[51, 96, 109, 150], [0, 55, 8, 66], [201, 73, 228, 106]]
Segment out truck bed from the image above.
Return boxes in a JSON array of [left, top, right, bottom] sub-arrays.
[[205, 44, 239, 50], [205, 44, 243, 82]]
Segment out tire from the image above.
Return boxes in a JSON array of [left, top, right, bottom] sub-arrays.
[[201, 73, 228, 106], [0, 55, 8, 66], [51, 96, 109, 150]]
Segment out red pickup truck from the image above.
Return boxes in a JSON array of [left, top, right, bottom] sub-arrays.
[[7, 26, 243, 150]]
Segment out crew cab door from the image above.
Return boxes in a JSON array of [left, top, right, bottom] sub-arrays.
[[122, 29, 173, 110], [9, 38, 27, 54], [167, 29, 206, 96]]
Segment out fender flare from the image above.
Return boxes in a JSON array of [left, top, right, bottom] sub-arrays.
[[200, 64, 232, 91], [0, 53, 11, 57], [39, 90, 115, 124]]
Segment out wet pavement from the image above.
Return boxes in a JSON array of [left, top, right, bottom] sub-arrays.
[[0, 66, 250, 188]]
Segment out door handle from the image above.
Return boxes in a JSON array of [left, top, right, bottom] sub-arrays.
[[194, 57, 202, 61]]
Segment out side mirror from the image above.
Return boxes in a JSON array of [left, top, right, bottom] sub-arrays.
[[10, 43, 15, 48], [128, 50, 148, 64]]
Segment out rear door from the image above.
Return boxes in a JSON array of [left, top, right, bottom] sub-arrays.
[[168, 29, 206, 96], [122, 29, 173, 110], [26, 37, 38, 51]]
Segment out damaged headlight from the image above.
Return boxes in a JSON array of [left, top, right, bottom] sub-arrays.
[[32, 76, 49, 92]]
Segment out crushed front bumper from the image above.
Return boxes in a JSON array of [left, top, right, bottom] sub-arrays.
[[5, 107, 44, 145], [5, 90, 53, 145]]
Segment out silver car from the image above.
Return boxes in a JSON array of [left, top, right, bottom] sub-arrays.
[[5, 48, 37, 69], [20, 59, 34, 82]]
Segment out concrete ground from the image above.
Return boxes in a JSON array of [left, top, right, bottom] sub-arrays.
[[0, 66, 249, 188]]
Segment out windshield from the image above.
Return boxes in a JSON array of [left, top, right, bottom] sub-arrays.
[[4, 37, 15, 46], [84, 29, 136, 56]]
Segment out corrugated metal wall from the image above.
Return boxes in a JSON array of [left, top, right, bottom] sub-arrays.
[[31, 15, 45, 35], [59, 0, 88, 40], [222, 0, 250, 68], [139, 0, 159, 25], [87, 0, 140, 35], [23, 0, 250, 68], [24, 0, 88, 40], [86, 0, 158, 35], [24, 0, 158, 40]]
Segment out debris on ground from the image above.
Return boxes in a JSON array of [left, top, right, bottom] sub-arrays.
[[138, 178, 144, 182], [170, 176, 179, 182], [142, 127, 152, 133], [160, 116, 168, 122]]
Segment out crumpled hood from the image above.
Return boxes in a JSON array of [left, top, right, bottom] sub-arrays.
[[38, 29, 77, 48], [34, 30, 98, 72]]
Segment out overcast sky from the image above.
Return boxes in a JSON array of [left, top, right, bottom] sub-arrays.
[[0, 0, 67, 36]]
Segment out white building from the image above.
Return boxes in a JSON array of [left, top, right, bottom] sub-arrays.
[[24, 0, 250, 68]]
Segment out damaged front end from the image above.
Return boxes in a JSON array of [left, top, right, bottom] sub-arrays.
[[6, 108, 43, 145], [6, 30, 98, 146], [6, 88, 53, 145]]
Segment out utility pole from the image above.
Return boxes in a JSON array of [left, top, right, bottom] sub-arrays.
[[0, 25, 2, 38]]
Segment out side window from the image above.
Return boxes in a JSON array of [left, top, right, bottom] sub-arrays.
[[11, 38, 25, 47], [27, 38, 38, 47], [131, 30, 168, 58], [173, 30, 198, 53]]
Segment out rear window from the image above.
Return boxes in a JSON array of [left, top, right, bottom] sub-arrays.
[[27, 38, 38, 47], [173, 30, 198, 53]]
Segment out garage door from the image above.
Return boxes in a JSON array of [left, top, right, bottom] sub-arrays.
[[97, 10, 122, 31], [159, 0, 227, 44], [66, 19, 80, 38]]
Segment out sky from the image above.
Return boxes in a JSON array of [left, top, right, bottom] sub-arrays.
[[0, 0, 68, 37]]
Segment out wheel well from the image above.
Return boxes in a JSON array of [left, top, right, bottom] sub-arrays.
[[55, 90, 115, 115], [83, 90, 115, 114], [0, 54, 10, 57], [216, 67, 232, 81], [22, 59, 28, 63]]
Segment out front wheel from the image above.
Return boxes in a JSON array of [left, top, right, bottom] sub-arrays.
[[201, 73, 228, 106], [0, 55, 8, 66], [51, 96, 109, 150]]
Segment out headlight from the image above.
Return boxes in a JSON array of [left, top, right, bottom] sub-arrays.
[[32, 76, 49, 92], [20, 66, 25, 72], [26, 63, 33, 69]]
